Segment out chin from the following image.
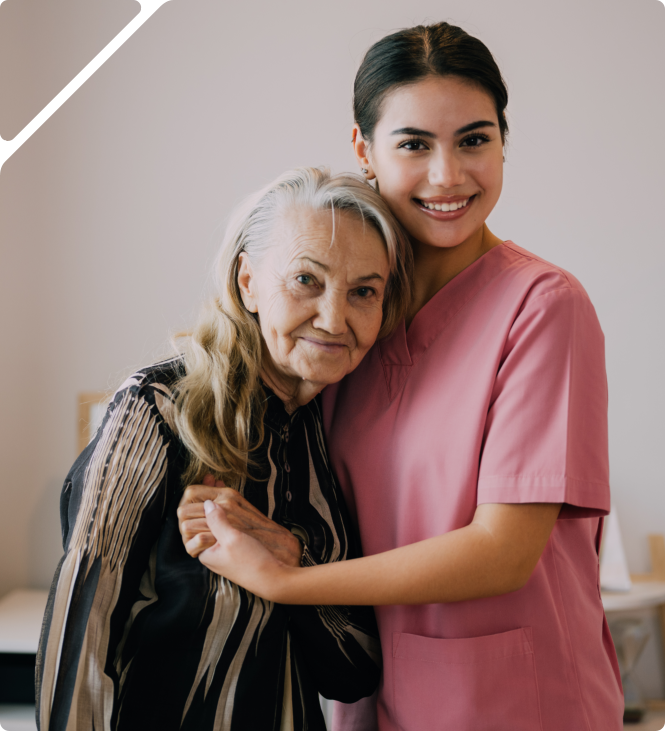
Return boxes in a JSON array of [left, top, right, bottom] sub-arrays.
[[302, 365, 347, 386], [421, 223, 477, 249]]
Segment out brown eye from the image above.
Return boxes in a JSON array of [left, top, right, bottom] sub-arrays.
[[460, 134, 490, 147], [399, 139, 427, 151]]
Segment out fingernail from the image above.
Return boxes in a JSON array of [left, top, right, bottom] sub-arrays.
[[204, 500, 215, 515]]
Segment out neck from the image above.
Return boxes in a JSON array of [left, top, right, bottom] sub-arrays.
[[260, 359, 324, 414], [406, 223, 503, 327]]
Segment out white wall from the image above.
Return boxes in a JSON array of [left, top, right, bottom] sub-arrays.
[[0, 0, 663, 652]]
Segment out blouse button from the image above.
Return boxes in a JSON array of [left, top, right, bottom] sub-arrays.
[[286, 491, 292, 502], [284, 462, 291, 473]]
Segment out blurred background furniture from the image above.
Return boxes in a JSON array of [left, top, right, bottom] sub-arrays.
[[603, 534, 665, 724], [77, 391, 109, 454], [0, 589, 48, 731]]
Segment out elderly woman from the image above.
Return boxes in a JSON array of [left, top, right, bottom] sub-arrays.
[[36, 167, 411, 731]]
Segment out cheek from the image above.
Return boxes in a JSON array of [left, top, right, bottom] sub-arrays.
[[263, 291, 310, 337], [473, 157, 503, 196], [352, 307, 384, 351], [376, 159, 417, 204]]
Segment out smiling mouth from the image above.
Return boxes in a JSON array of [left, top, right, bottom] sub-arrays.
[[301, 338, 348, 352], [414, 196, 474, 212]]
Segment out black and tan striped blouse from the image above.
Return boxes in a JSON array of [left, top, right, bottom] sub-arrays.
[[36, 358, 381, 731]]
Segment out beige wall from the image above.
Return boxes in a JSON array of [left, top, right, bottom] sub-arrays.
[[1, 0, 664, 683]]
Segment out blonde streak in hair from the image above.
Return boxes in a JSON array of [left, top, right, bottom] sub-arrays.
[[175, 181, 274, 488], [175, 297, 262, 488]]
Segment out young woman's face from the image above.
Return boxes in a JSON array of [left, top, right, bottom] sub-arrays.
[[357, 75, 504, 250], [237, 208, 390, 389]]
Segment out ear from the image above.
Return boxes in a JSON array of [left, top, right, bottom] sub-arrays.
[[352, 124, 375, 181], [237, 252, 258, 313]]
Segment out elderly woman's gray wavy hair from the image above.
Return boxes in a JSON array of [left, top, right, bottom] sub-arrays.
[[174, 167, 412, 488]]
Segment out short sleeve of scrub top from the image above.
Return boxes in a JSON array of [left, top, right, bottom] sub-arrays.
[[477, 273, 609, 517], [323, 242, 623, 731]]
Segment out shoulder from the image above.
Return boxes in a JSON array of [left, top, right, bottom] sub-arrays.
[[493, 243, 603, 335], [110, 356, 185, 433], [495, 245, 605, 358], [69, 359, 184, 487], [114, 356, 184, 398], [499, 241, 592, 305]]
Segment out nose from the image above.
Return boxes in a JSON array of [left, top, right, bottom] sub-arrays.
[[428, 148, 465, 189], [311, 289, 348, 336]]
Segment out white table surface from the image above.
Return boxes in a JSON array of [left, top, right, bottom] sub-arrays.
[[0, 590, 49, 653], [602, 581, 665, 612], [0, 705, 37, 731]]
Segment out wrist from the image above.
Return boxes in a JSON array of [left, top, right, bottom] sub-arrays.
[[264, 563, 301, 604], [287, 535, 304, 567]]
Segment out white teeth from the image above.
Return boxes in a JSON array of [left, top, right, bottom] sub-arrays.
[[422, 198, 469, 211]]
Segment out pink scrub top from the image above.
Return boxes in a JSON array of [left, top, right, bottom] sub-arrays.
[[323, 242, 623, 731]]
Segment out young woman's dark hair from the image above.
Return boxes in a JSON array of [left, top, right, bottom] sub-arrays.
[[354, 22, 509, 143]]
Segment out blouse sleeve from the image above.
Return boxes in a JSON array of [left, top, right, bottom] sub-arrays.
[[36, 385, 170, 731], [286, 551, 382, 703], [477, 285, 610, 518]]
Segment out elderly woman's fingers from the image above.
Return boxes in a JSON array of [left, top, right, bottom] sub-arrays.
[[211, 497, 303, 567], [178, 483, 303, 567], [178, 484, 231, 543], [202, 473, 226, 488], [199, 502, 285, 596], [181, 502, 288, 539], [179, 485, 226, 509], [181, 517, 209, 541], [179, 483, 229, 557], [185, 531, 217, 558]]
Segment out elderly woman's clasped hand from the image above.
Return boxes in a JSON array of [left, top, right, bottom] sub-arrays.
[[177, 474, 303, 567], [198, 499, 291, 601]]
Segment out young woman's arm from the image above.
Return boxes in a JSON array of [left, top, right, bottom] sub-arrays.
[[199, 500, 561, 606], [179, 481, 382, 701]]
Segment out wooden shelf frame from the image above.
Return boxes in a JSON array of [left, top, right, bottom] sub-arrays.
[[629, 534, 665, 705]]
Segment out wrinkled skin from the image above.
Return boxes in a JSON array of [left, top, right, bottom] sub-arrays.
[[177, 475, 302, 567]]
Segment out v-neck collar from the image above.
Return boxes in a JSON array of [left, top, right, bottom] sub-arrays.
[[379, 242, 514, 399]]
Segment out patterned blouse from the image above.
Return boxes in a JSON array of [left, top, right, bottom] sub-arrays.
[[36, 358, 381, 731]]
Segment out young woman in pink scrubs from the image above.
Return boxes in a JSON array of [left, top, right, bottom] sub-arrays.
[[194, 22, 624, 731]]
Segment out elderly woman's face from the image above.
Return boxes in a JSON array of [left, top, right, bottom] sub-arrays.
[[238, 208, 390, 390]]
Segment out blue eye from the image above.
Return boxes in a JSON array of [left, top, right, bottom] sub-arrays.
[[297, 275, 312, 285]]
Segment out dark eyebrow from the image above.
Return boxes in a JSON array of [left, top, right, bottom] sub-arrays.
[[298, 257, 384, 284], [455, 120, 496, 135], [390, 121, 497, 138], [390, 127, 436, 138]]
